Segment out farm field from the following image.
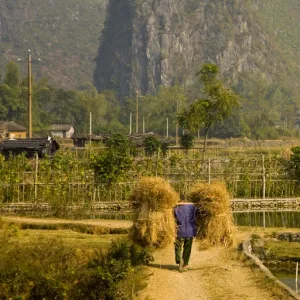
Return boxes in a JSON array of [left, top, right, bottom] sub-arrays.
[[2, 142, 300, 219], [0, 217, 148, 299], [1, 140, 300, 298], [0, 217, 298, 300]]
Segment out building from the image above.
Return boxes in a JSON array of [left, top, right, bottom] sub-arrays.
[[0, 137, 60, 158], [0, 121, 27, 139], [72, 133, 103, 147], [49, 124, 74, 138]]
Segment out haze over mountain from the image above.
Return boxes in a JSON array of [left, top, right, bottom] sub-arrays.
[[0, 0, 299, 99]]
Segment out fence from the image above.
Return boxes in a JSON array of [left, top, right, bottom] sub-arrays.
[[0, 153, 299, 207]]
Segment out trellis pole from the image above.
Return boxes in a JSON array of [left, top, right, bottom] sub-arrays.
[[262, 155, 266, 228], [296, 262, 299, 294], [34, 153, 39, 202], [208, 158, 211, 184]]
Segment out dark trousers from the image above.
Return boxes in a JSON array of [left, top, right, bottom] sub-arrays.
[[174, 237, 193, 266]]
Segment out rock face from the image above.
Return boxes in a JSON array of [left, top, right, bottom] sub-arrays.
[[0, 0, 108, 88], [94, 0, 278, 97], [0, 0, 298, 92]]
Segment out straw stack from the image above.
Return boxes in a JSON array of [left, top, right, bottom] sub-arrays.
[[187, 182, 235, 248], [130, 177, 179, 248]]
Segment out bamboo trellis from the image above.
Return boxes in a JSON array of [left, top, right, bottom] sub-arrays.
[[1, 154, 299, 206]]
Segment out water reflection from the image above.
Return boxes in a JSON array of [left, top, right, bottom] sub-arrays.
[[266, 266, 299, 292], [233, 211, 300, 228]]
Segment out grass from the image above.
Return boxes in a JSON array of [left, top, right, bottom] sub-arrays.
[[264, 240, 300, 261], [237, 250, 295, 300], [3, 228, 118, 250], [1, 216, 130, 235], [0, 220, 152, 299]]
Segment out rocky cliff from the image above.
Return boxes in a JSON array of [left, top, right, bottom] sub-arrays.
[[94, 0, 299, 97], [0, 0, 108, 88], [0, 0, 298, 95]]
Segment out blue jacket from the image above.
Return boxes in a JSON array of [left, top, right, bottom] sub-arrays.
[[174, 204, 197, 238]]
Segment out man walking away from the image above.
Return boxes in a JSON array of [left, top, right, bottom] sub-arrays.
[[174, 201, 198, 272]]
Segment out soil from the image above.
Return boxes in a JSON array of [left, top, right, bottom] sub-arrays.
[[137, 242, 293, 300]]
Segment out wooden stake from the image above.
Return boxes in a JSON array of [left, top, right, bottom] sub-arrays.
[[262, 155, 266, 228], [208, 158, 211, 184], [34, 153, 39, 202], [296, 262, 299, 294]]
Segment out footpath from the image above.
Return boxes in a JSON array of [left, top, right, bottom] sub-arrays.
[[137, 241, 293, 300]]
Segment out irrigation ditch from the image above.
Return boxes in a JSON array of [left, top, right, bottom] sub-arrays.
[[243, 239, 300, 299]]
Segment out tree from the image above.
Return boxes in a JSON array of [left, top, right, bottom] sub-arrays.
[[177, 64, 240, 154], [90, 134, 133, 184], [0, 83, 25, 121], [123, 85, 187, 136], [180, 133, 195, 151], [143, 135, 161, 156], [4, 61, 20, 89]]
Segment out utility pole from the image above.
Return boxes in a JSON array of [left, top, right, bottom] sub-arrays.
[[129, 113, 132, 135], [28, 50, 32, 138], [143, 117, 145, 134], [136, 91, 139, 134], [167, 118, 169, 138]]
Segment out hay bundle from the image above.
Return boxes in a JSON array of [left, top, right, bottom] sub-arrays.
[[130, 177, 179, 248], [187, 182, 235, 248]]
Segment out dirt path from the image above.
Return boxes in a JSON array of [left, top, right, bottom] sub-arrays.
[[137, 241, 291, 300]]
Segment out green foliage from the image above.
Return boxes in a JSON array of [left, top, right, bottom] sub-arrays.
[[91, 135, 133, 184], [0, 233, 76, 299], [289, 147, 300, 180], [0, 60, 298, 140], [197, 63, 240, 126], [161, 142, 169, 157], [73, 238, 153, 299], [143, 136, 161, 156], [91, 151, 132, 184], [251, 233, 261, 241], [179, 133, 195, 150], [4, 61, 20, 89], [0, 0, 108, 88], [0, 228, 152, 300], [105, 133, 131, 151], [124, 85, 186, 136], [178, 63, 240, 152], [0, 1, 298, 142]]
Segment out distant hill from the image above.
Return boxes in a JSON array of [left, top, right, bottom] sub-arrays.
[[0, 0, 299, 98], [94, 0, 300, 98], [0, 0, 108, 88]]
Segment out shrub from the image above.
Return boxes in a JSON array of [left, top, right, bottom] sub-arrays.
[[74, 238, 153, 299], [90, 134, 133, 184], [0, 231, 153, 300], [143, 136, 161, 156], [180, 133, 195, 150], [290, 146, 300, 180]]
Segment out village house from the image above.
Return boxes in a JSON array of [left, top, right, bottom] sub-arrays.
[[0, 121, 27, 139], [71, 133, 103, 147], [49, 124, 75, 138]]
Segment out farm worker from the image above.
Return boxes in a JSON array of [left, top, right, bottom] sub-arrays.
[[174, 201, 198, 272]]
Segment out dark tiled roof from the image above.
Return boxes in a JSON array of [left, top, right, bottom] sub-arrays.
[[0, 121, 27, 132], [49, 124, 73, 131], [72, 133, 102, 140]]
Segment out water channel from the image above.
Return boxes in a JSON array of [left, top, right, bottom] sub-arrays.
[[233, 211, 300, 228], [234, 210, 300, 294]]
